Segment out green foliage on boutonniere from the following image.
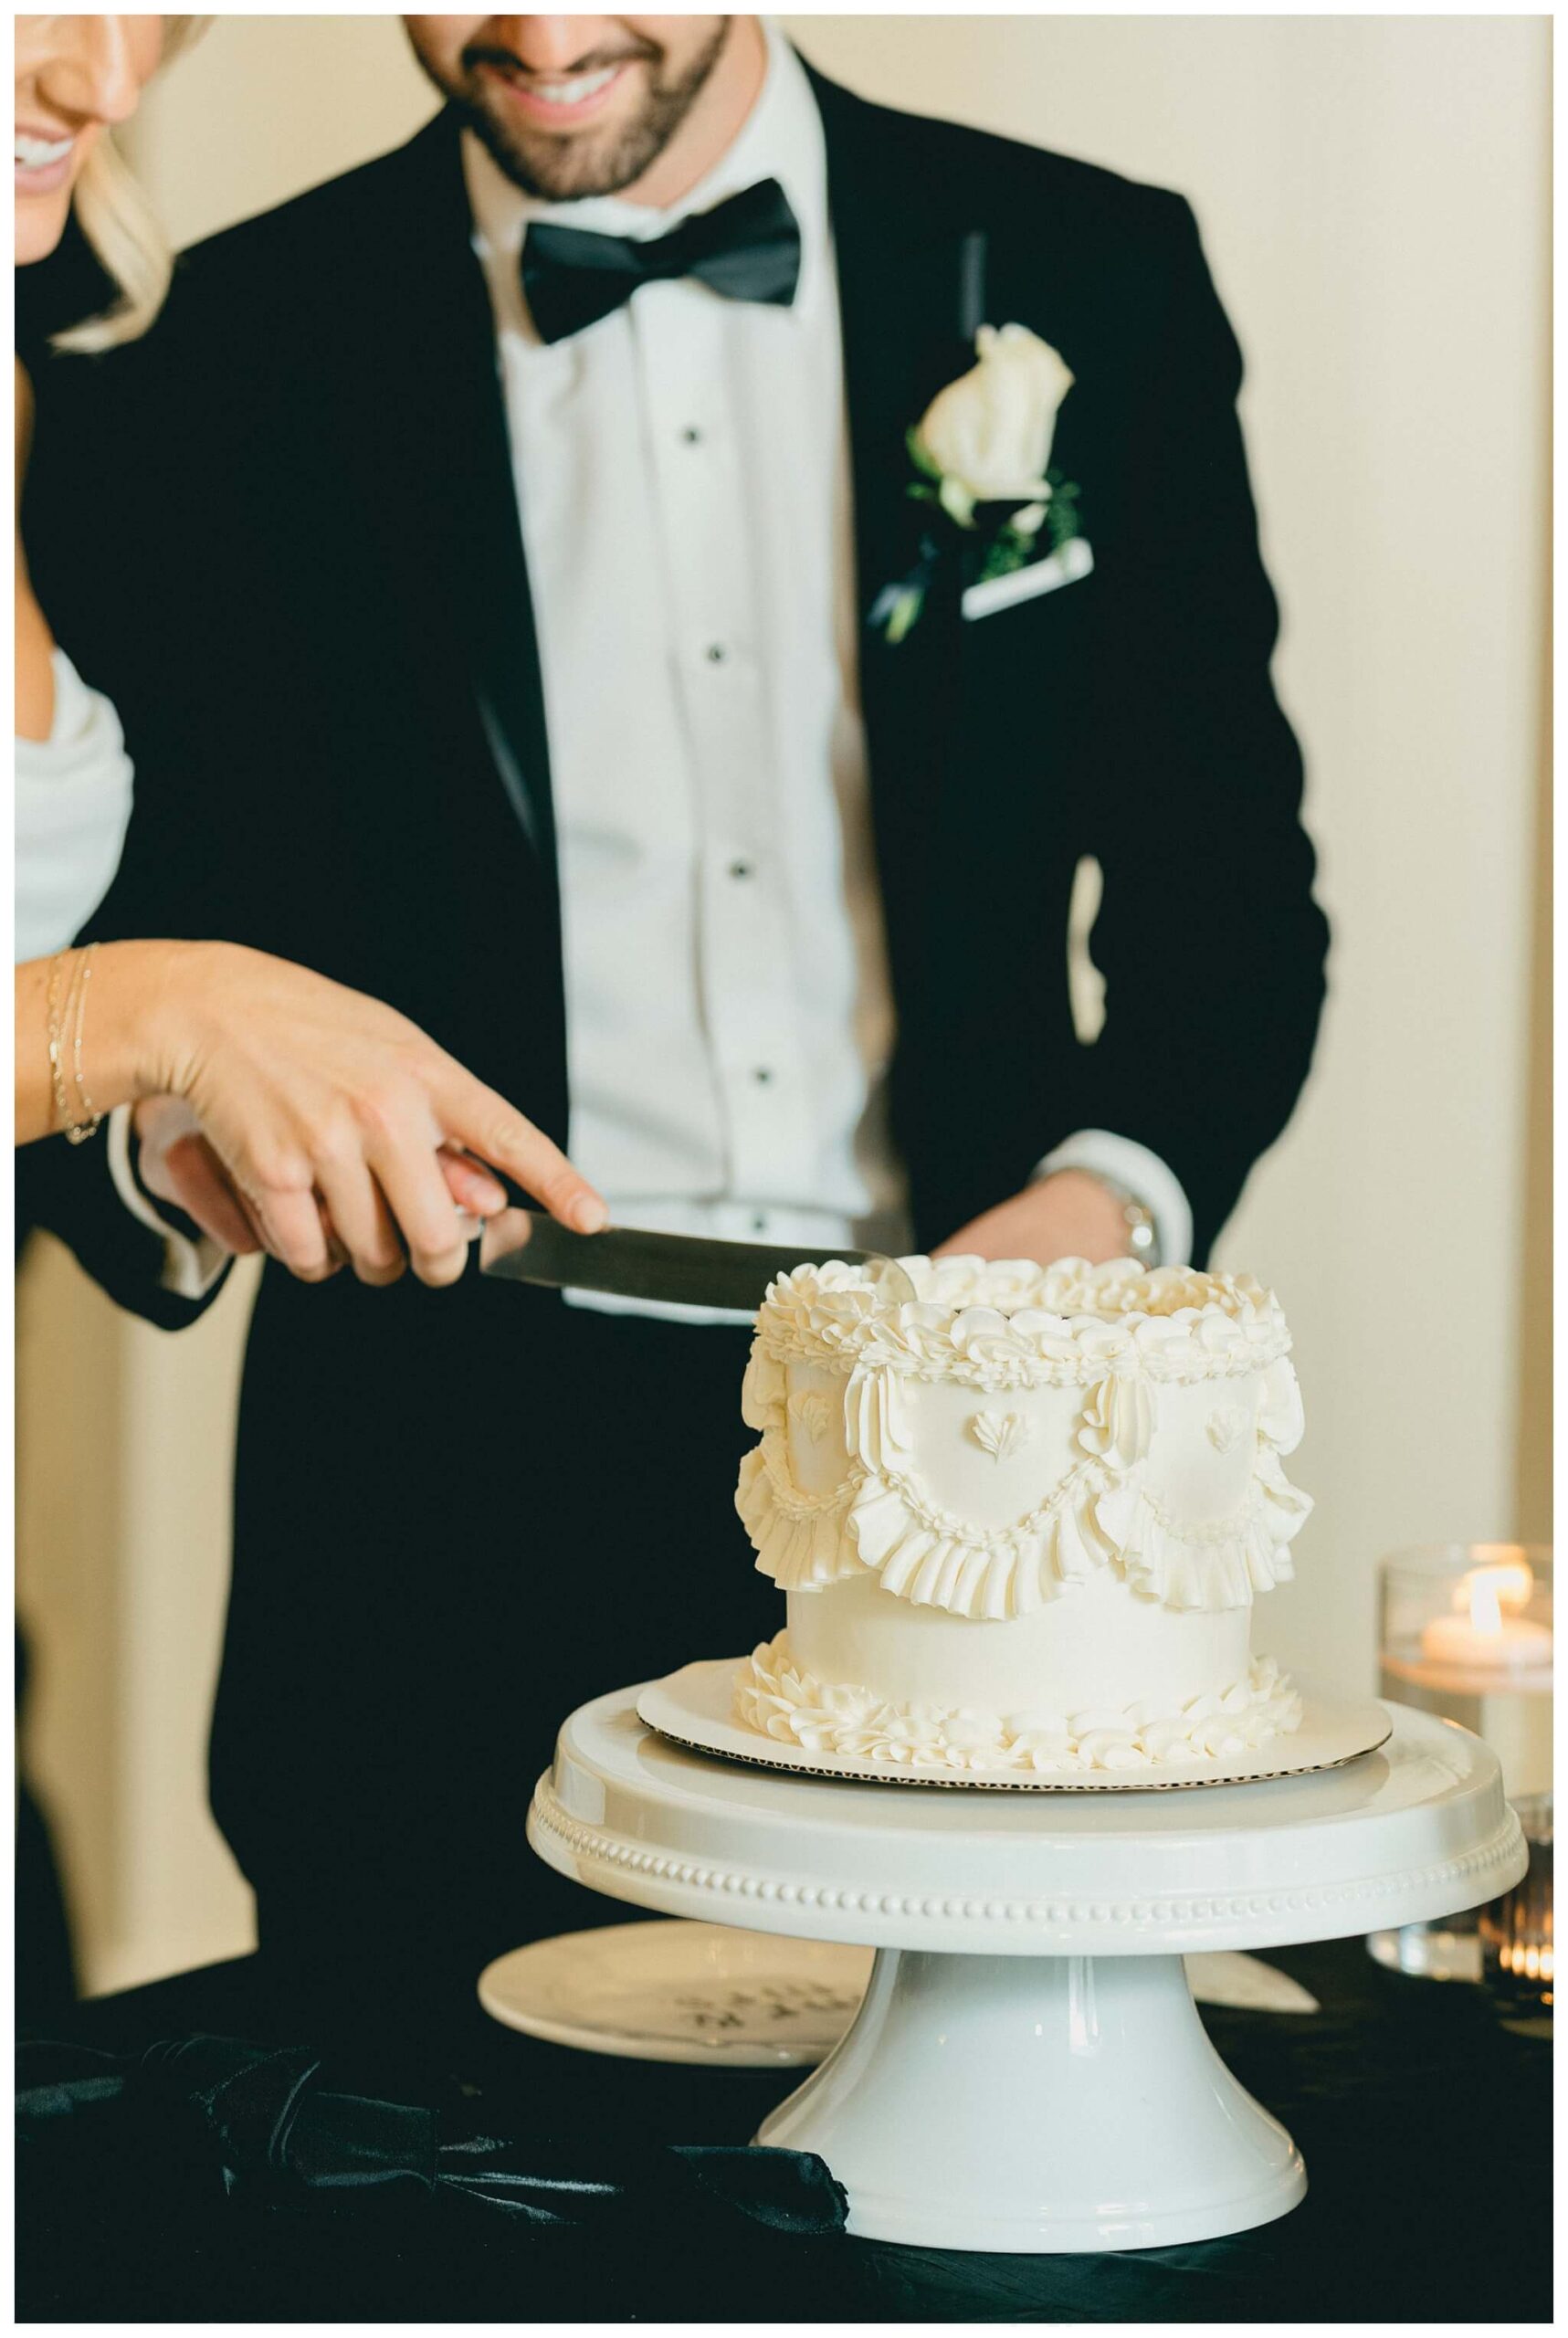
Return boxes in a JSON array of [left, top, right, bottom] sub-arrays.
[[1044, 476, 1082, 552], [974, 474, 1082, 585], [871, 447, 1085, 638]]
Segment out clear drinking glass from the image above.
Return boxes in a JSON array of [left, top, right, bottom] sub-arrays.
[[1369, 1544, 1552, 1982]]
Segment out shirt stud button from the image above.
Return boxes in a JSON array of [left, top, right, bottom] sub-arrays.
[[752, 1067, 773, 1086], [752, 1215, 768, 1235], [680, 425, 702, 445], [705, 642, 727, 664], [729, 859, 754, 880]]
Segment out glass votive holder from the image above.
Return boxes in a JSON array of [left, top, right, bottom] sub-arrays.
[[1369, 1544, 1552, 1983], [1479, 1791, 1552, 2031]]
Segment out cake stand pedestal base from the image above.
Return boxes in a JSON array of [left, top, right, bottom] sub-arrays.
[[525, 1686, 1524, 2254], [758, 1947, 1301, 2250]]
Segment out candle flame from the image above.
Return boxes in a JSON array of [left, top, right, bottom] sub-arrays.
[[1467, 1577, 1505, 1639], [1453, 1556, 1534, 1617]]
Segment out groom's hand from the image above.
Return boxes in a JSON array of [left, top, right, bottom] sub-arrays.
[[132, 1095, 265, 1256], [933, 1170, 1129, 1267]]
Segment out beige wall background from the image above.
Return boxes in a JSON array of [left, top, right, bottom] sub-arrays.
[[17, 13, 1552, 1995]]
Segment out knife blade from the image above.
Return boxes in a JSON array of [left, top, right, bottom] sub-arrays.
[[479, 1207, 911, 1313]]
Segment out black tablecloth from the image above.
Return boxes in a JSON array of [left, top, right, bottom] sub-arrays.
[[16, 1934, 1551, 2323]]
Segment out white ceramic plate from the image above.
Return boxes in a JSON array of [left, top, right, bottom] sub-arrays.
[[478, 1922, 1320, 2066], [637, 1658, 1393, 1793], [478, 1920, 874, 2066]]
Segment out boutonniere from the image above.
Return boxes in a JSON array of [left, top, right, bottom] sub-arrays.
[[869, 323, 1082, 644]]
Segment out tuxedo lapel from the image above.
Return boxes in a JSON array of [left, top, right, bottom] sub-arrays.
[[814, 72, 973, 648], [811, 69, 978, 987], [321, 112, 559, 883]]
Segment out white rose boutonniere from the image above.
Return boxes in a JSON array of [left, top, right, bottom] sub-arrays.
[[919, 322, 1074, 524], [870, 322, 1083, 645]]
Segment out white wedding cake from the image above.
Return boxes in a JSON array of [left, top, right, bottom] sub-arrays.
[[732, 1257, 1310, 1775]]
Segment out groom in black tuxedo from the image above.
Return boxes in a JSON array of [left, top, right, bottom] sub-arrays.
[[21, 15, 1327, 2037]]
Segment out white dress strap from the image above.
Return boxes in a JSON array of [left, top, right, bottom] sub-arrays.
[[15, 648, 135, 964]]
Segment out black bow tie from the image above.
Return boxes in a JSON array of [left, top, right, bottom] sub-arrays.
[[521, 176, 801, 346]]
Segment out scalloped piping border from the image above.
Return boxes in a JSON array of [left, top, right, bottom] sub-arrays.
[[754, 1326, 1290, 1390], [752, 1262, 1294, 1388]]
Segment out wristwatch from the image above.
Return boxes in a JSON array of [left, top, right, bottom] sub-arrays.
[[1094, 1176, 1161, 1268]]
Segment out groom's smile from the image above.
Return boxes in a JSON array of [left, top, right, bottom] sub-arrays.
[[405, 14, 762, 205], [489, 58, 636, 130]]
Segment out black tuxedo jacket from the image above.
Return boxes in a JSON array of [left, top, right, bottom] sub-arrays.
[[17, 71, 1327, 1985], [23, 70, 1326, 1269]]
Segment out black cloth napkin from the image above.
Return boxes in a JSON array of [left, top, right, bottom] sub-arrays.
[[16, 2033, 847, 2238]]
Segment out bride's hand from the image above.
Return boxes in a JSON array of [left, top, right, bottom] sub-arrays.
[[137, 943, 605, 1288], [133, 1097, 511, 1279]]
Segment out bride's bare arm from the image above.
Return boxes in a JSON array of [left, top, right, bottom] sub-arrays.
[[16, 358, 56, 742]]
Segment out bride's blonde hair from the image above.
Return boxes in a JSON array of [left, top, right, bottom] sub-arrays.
[[52, 15, 210, 355]]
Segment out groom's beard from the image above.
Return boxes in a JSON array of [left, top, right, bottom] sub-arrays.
[[429, 22, 731, 204]]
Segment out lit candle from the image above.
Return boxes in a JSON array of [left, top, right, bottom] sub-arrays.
[[1419, 1574, 1553, 1681], [1382, 1547, 1554, 1828], [1456, 1555, 1536, 1615]]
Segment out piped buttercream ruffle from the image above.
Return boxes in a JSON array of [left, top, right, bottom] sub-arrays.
[[735, 1441, 868, 1592], [733, 1631, 1303, 1775], [844, 1459, 1117, 1619]]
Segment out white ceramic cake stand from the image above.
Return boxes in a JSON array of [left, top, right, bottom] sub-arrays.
[[526, 1687, 1524, 2254]]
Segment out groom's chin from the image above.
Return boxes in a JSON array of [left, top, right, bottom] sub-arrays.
[[466, 110, 655, 205]]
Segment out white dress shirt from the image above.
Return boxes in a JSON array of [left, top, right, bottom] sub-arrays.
[[112, 28, 1192, 1301], [467, 32, 906, 1292]]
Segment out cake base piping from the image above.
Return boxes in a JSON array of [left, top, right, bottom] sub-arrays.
[[733, 1631, 1302, 1775]]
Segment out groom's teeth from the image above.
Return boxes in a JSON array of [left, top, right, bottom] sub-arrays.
[[528, 67, 618, 106], [15, 132, 73, 168]]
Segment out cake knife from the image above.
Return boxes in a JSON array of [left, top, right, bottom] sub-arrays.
[[478, 1206, 914, 1312]]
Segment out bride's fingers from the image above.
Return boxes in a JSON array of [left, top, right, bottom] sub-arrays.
[[364, 1120, 471, 1289], [313, 1156, 407, 1288], [250, 1180, 341, 1283], [313, 1198, 351, 1274], [433, 1065, 605, 1234]]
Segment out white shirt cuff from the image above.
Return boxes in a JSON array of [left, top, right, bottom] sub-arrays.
[[1034, 1129, 1194, 1269], [107, 1104, 233, 1302]]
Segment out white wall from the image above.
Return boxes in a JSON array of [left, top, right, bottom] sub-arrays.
[[123, 10, 436, 233], [19, 14, 1550, 1993]]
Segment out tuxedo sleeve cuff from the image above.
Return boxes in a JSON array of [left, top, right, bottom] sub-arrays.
[[1033, 1129, 1194, 1269], [107, 1106, 234, 1302]]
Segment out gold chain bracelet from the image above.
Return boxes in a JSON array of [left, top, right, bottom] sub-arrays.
[[45, 943, 105, 1144], [70, 939, 102, 1140], [45, 948, 75, 1133]]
